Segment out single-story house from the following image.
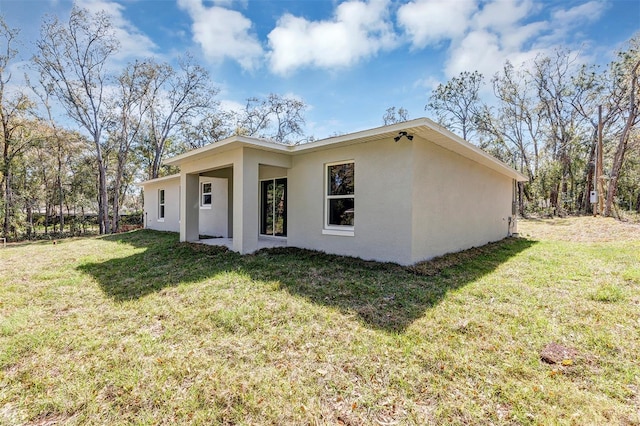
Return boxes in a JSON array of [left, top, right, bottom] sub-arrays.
[[140, 117, 528, 265]]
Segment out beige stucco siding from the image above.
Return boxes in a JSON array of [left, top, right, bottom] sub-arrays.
[[142, 121, 525, 264], [198, 176, 228, 237], [177, 146, 291, 251], [411, 138, 513, 263], [288, 138, 414, 264], [259, 165, 288, 180], [142, 177, 180, 232]]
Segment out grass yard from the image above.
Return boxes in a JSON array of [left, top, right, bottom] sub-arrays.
[[1, 216, 639, 425]]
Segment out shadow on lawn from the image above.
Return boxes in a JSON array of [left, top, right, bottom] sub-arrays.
[[78, 230, 537, 332]]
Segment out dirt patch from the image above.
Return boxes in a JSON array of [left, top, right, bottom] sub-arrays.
[[540, 342, 578, 365], [519, 216, 640, 243]]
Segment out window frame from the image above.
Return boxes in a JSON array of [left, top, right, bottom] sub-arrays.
[[158, 189, 165, 222], [323, 160, 355, 236], [200, 181, 212, 209], [259, 176, 287, 238]]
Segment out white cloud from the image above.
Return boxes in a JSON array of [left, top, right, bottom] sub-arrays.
[[445, 30, 502, 77], [441, 0, 593, 78], [413, 75, 441, 91], [443, 0, 546, 76], [400, 0, 608, 83], [552, 1, 606, 26], [219, 99, 245, 114], [472, 0, 535, 31], [397, 0, 478, 48], [177, 0, 263, 70], [76, 0, 157, 60], [267, 0, 397, 75], [445, 29, 545, 78]]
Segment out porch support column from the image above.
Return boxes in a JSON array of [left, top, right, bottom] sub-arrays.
[[233, 149, 259, 254], [180, 173, 199, 242]]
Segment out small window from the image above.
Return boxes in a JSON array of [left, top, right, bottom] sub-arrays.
[[325, 162, 354, 229], [158, 189, 165, 220], [201, 182, 212, 208]]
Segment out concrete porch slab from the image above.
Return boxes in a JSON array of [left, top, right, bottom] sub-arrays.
[[197, 237, 288, 252]]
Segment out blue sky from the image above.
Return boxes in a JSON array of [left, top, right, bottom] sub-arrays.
[[1, 0, 638, 139]]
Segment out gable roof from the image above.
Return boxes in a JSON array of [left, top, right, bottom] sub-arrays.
[[163, 117, 528, 182]]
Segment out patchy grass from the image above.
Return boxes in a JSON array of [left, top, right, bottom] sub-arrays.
[[1, 217, 639, 425]]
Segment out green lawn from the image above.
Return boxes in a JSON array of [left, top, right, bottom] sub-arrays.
[[1, 217, 639, 425]]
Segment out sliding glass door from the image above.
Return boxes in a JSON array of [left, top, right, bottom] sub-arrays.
[[260, 178, 287, 237]]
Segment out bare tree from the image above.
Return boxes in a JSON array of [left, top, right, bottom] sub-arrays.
[[426, 71, 486, 141], [30, 78, 76, 233], [138, 56, 216, 179], [530, 50, 589, 215], [34, 6, 119, 234], [268, 94, 306, 143], [490, 62, 542, 178], [109, 60, 152, 231], [382, 106, 409, 125], [235, 93, 307, 143], [180, 110, 235, 149], [478, 62, 544, 215], [0, 16, 36, 238], [605, 42, 640, 216]]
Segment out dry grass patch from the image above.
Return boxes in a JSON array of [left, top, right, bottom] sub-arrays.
[[1, 221, 639, 425], [519, 215, 640, 242]]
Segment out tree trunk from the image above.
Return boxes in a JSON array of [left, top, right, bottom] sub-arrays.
[[2, 155, 10, 237], [152, 145, 162, 179], [112, 151, 127, 233], [93, 138, 110, 234], [550, 184, 560, 216], [26, 202, 32, 239], [98, 162, 110, 234], [604, 132, 629, 216], [112, 177, 120, 233], [581, 130, 597, 213], [44, 202, 49, 235], [605, 59, 640, 216], [57, 145, 64, 233], [604, 121, 636, 216], [3, 170, 9, 238], [518, 182, 525, 217]]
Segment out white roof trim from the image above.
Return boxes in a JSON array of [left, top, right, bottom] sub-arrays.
[[164, 135, 290, 166], [155, 117, 527, 183], [137, 173, 180, 186]]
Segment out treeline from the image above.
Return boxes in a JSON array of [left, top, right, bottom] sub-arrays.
[[0, 8, 306, 240], [421, 37, 640, 218]]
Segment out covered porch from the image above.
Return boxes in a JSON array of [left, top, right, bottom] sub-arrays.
[[173, 143, 292, 255]]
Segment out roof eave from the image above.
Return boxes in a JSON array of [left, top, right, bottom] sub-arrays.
[[164, 135, 292, 166], [159, 117, 528, 182], [137, 173, 181, 186]]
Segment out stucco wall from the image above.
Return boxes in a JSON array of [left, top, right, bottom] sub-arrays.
[[198, 176, 229, 237], [411, 138, 513, 263], [259, 165, 288, 180], [143, 177, 180, 232], [143, 136, 517, 265], [288, 138, 414, 264], [177, 147, 291, 251]]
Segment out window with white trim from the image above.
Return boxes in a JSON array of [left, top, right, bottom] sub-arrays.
[[158, 189, 165, 221], [325, 161, 354, 231], [201, 182, 212, 208]]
